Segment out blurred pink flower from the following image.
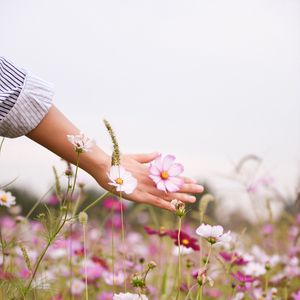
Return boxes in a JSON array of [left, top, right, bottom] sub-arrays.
[[148, 154, 184, 192], [19, 268, 31, 279], [292, 290, 300, 300], [103, 197, 126, 212], [69, 278, 85, 295], [219, 251, 248, 266], [47, 194, 60, 205], [232, 271, 255, 283], [262, 224, 273, 235], [97, 292, 113, 300]]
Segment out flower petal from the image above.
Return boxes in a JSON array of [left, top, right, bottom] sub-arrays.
[[168, 163, 184, 176], [165, 180, 181, 192], [149, 174, 161, 184], [162, 155, 176, 171], [211, 225, 224, 238], [156, 180, 167, 192], [149, 165, 161, 176], [168, 177, 184, 190]]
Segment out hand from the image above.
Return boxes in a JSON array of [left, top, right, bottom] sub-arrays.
[[94, 152, 204, 211]]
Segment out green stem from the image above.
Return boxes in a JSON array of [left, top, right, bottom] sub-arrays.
[[25, 207, 69, 295], [69, 153, 80, 300], [83, 224, 89, 300], [111, 204, 115, 291], [82, 191, 110, 212], [176, 217, 182, 300], [119, 191, 127, 292]]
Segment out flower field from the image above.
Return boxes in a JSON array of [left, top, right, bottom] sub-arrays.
[[0, 123, 300, 300]]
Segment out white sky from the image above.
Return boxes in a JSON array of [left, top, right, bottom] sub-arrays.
[[0, 0, 300, 213]]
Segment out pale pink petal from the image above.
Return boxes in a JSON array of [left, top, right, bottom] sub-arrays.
[[165, 180, 181, 192], [162, 155, 176, 171], [149, 174, 161, 184], [196, 224, 212, 238], [168, 163, 184, 176], [149, 165, 161, 176], [168, 176, 184, 188], [154, 155, 163, 171], [156, 180, 167, 192], [211, 225, 224, 238]]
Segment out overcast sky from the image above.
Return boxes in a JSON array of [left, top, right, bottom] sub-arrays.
[[1, 0, 300, 216]]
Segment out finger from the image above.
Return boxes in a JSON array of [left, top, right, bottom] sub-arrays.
[[126, 190, 175, 212], [141, 182, 197, 203], [183, 177, 198, 184], [163, 192, 197, 203], [179, 183, 204, 194], [130, 152, 159, 164]]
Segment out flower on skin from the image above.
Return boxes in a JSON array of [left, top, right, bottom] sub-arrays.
[[196, 224, 231, 246], [168, 230, 200, 251], [108, 165, 137, 194], [148, 154, 184, 192], [67, 132, 93, 153], [113, 293, 148, 300], [0, 190, 16, 208]]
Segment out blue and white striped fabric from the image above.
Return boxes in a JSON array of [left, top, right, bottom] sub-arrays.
[[0, 56, 54, 138]]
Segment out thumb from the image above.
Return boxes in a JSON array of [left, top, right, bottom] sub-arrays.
[[131, 152, 159, 164]]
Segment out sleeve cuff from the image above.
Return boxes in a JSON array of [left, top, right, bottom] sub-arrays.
[[0, 72, 54, 138]]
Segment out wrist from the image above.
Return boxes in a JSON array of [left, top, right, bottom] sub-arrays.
[[80, 147, 110, 179]]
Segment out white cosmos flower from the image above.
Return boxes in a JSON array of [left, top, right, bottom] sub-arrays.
[[0, 190, 16, 207], [172, 245, 193, 256], [196, 224, 231, 246], [113, 293, 148, 300], [70, 278, 85, 295], [243, 261, 266, 277], [103, 270, 125, 285], [108, 165, 137, 194], [67, 132, 93, 153]]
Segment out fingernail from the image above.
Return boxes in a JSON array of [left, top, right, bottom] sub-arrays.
[[190, 178, 197, 183], [189, 196, 196, 202]]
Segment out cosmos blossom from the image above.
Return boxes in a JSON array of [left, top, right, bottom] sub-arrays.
[[148, 154, 184, 192], [196, 224, 231, 246], [219, 251, 248, 266], [144, 226, 170, 237], [108, 165, 137, 194], [113, 293, 148, 300], [168, 230, 200, 251], [0, 190, 16, 208], [67, 132, 94, 153]]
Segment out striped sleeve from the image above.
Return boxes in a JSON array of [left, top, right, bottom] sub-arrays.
[[0, 56, 54, 138]]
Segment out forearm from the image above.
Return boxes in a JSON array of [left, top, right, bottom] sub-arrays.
[[26, 105, 110, 178]]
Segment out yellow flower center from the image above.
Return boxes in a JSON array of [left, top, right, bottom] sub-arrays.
[[1, 196, 7, 203], [161, 171, 169, 180], [116, 178, 123, 185], [182, 238, 189, 246]]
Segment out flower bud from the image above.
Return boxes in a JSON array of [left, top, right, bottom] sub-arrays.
[[78, 211, 88, 225]]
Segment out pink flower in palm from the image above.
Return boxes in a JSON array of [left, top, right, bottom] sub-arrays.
[[148, 154, 184, 192]]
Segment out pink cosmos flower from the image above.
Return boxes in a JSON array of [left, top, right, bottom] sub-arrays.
[[148, 154, 184, 192], [293, 290, 300, 300], [103, 197, 126, 212], [232, 271, 255, 283]]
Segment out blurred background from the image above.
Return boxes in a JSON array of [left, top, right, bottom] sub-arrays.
[[1, 0, 300, 222]]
